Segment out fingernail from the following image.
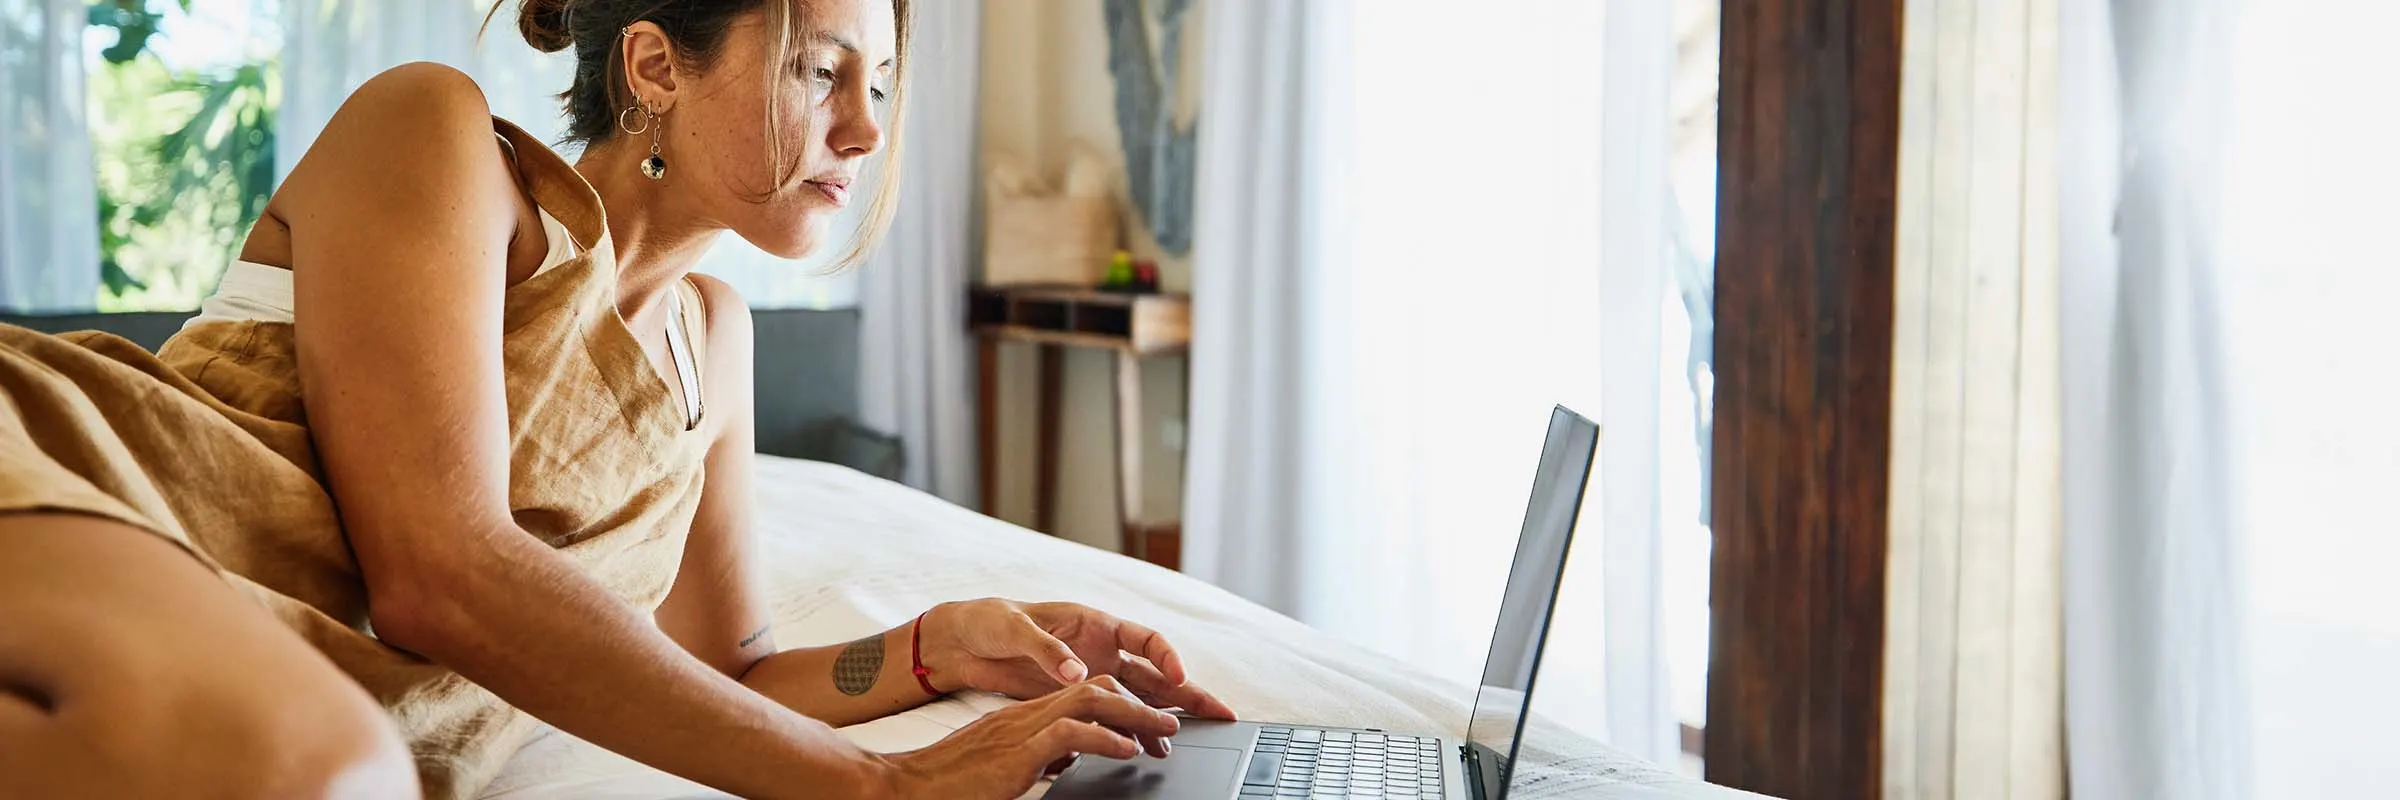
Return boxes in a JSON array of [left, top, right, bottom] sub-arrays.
[[1161, 738, 1173, 756]]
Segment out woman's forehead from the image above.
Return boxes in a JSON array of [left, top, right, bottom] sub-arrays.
[[801, 0, 900, 60]]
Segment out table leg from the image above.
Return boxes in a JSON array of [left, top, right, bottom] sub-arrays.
[[1035, 346, 1063, 534], [976, 336, 998, 515], [1113, 350, 1145, 560]]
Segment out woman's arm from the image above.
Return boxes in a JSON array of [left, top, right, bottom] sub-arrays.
[[283, 64, 882, 798], [655, 274, 951, 727], [657, 282, 1236, 738]]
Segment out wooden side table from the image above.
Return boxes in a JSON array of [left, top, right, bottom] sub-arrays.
[[970, 286, 1189, 568]]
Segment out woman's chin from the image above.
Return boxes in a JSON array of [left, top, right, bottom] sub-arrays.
[[733, 216, 841, 261], [734, 228, 828, 261], [762, 241, 822, 261]]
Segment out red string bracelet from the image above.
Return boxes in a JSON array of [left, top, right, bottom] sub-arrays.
[[909, 611, 942, 697]]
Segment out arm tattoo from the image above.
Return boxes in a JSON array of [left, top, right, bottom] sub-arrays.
[[831, 633, 885, 696], [738, 625, 770, 649]]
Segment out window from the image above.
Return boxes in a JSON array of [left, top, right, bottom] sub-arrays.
[[85, 0, 282, 311], [69, 0, 855, 314]]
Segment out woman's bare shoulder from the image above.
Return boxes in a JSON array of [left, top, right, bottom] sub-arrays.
[[262, 63, 522, 246], [683, 273, 755, 369], [682, 273, 755, 426]]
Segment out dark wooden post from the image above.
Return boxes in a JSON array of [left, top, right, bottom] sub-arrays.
[[1706, 1, 1905, 798]]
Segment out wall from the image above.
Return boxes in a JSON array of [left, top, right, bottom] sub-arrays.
[[979, 0, 1196, 551]]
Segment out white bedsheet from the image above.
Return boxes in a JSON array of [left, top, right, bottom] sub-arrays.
[[480, 456, 1760, 799]]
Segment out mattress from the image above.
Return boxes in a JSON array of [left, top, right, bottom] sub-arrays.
[[479, 455, 1762, 799]]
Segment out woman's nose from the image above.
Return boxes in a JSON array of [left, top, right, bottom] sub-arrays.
[[830, 86, 885, 157]]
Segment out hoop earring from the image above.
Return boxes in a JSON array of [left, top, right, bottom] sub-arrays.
[[617, 104, 649, 136]]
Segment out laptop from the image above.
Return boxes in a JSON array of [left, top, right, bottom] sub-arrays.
[[1048, 405, 1600, 800]]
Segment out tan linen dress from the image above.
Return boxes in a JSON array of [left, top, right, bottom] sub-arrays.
[[0, 117, 711, 798]]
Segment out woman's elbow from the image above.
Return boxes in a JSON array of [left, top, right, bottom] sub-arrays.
[[363, 569, 480, 662]]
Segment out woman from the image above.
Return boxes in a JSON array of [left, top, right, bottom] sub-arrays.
[[0, 0, 1233, 796]]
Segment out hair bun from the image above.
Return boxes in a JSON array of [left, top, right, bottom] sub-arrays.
[[516, 0, 576, 53]]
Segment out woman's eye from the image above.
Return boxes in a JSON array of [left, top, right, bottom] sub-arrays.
[[870, 87, 889, 104], [812, 67, 838, 84]]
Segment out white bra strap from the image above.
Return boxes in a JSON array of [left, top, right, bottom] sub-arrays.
[[663, 283, 705, 431]]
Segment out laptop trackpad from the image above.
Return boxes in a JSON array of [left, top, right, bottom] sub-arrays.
[[1046, 745, 1243, 799]]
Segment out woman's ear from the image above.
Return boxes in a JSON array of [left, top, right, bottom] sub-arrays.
[[621, 21, 681, 112]]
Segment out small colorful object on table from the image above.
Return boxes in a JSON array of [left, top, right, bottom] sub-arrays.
[[1099, 251, 1161, 294]]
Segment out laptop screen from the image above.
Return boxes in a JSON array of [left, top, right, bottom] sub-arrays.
[[1462, 406, 1598, 800]]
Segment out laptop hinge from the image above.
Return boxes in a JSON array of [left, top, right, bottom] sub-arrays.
[[1460, 743, 1490, 800]]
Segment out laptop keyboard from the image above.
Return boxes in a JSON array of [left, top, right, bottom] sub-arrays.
[[1239, 726, 1446, 798]]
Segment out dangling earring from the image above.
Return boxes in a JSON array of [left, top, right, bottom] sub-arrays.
[[639, 109, 667, 180], [618, 101, 667, 180], [618, 26, 668, 180]]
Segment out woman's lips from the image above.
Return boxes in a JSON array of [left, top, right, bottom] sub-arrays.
[[806, 180, 850, 207]]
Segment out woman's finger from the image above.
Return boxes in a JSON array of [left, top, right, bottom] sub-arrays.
[[1050, 677, 1182, 739], [1029, 718, 1139, 765], [1010, 612, 1089, 684], [1118, 657, 1239, 721], [1081, 675, 1173, 759], [1108, 618, 1188, 686]]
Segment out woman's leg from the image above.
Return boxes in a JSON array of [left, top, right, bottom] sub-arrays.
[[0, 513, 417, 798]]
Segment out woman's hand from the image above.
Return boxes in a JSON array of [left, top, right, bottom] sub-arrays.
[[883, 676, 1180, 800], [920, 599, 1239, 722]]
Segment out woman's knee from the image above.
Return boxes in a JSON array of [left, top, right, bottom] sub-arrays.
[[36, 667, 414, 798], [0, 513, 417, 797]]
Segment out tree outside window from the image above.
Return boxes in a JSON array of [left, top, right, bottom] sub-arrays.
[[85, 0, 279, 311]]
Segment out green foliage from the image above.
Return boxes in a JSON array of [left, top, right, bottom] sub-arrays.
[[85, 0, 278, 312], [86, 0, 189, 64]]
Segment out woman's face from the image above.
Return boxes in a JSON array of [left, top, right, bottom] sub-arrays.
[[665, 0, 897, 259]]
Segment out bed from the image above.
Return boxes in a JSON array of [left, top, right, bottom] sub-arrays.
[[480, 455, 1762, 799]]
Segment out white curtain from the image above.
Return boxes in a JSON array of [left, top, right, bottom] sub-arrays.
[[280, 0, 576, 169], [856, 0, 979, 504], [1185, 0, 1679, 758], [2060, 0, 2253, 798], [0, 0, 102, 313], [1182, 0, 1344, 617], [1882, 0, 2065, 796], [279, 0, 854, 308], [1596, 0, 1678, 766], [2210, 0, 2400, 796]]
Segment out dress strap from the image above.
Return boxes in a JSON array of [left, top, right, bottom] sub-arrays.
[[491, 116, 606, 255]]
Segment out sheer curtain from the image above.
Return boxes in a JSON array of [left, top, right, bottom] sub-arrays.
[[855, 0, 979, 504], [2216, 0, 2400, 796], [1881, 0, 2065, 797], [0, 0, 102, 312], [2060, 0, 2253, 798], [279, 0, 576, 163], [1596, 0, 1679, 765], [1185, 0, 1679, 757]]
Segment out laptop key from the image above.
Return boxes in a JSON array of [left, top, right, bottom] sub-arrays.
[[1245, 753, 1284, 787]]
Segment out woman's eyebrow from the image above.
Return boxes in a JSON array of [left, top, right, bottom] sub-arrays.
[[812, 31, 896, 69]]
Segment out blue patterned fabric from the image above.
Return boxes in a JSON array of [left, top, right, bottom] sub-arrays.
[[1101, 0, 1197, 255]]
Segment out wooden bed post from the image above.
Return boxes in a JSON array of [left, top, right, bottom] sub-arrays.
[[1705, 0, 1905, 798]]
